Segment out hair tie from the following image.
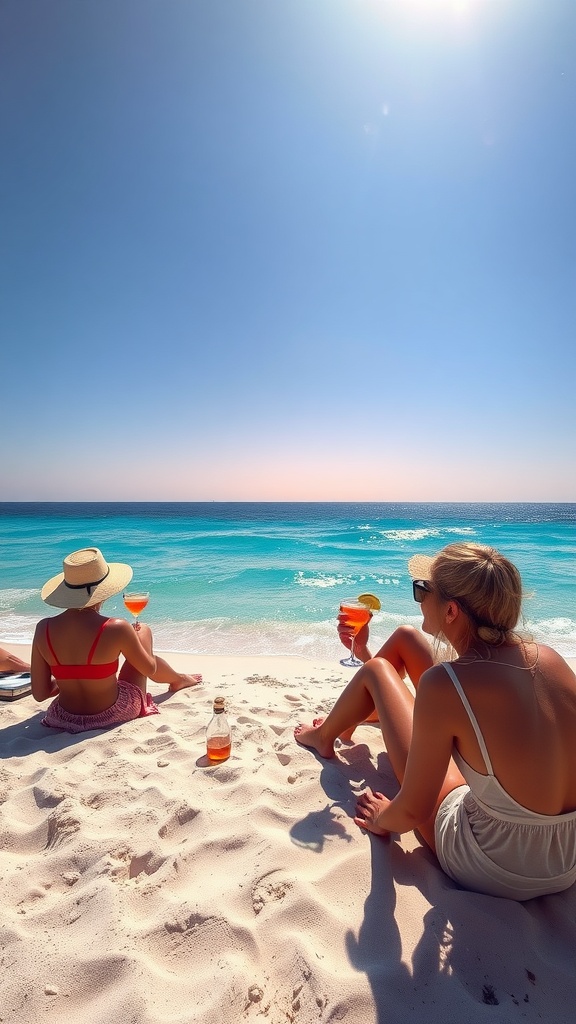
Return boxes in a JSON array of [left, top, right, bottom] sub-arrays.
[[477, 623, 507, 645]]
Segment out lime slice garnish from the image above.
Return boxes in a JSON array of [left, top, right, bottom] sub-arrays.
[[357, 593, 381, 611]]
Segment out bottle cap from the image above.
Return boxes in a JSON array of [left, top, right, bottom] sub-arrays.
[[213, 696, 226, 712]]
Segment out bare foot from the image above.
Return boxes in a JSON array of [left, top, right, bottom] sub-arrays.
[[169, 673, 202, 692], [313, 716, 355, 743], [294, 722, 335, 758], [354, 787, 391, 836]]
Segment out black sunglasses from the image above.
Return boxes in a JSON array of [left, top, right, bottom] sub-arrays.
[[412, 579, 433, 603]]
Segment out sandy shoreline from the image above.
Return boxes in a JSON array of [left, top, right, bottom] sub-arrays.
[[2, 644, 576, 1023]]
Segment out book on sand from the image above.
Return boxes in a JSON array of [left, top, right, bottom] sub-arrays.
[[0, 672, 32, 701]]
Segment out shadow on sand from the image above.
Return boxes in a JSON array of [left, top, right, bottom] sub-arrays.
[[290, 739, 567, 1022]]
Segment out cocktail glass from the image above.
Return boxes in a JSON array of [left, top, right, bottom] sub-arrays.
[[123, 591, 150, 627], [339, 599, 371, 668]]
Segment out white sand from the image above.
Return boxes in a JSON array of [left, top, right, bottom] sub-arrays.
[[2, 644, 576, 1023]]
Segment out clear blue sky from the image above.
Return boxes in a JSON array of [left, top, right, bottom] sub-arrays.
[[2, 0, 574, 500]]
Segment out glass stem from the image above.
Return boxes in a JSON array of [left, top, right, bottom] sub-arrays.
[[350, 634, 355, 661]]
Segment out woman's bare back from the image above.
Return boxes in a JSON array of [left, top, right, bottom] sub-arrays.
[[447, 643, 576, 816], [35, 610, 125, 714]]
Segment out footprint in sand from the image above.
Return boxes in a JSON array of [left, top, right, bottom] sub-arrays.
[[33, 785, 66, 809], [158, 803, 200, 839], [133, 735, 174, 755], [17, 886, 49, 913], [251, 870, 293, 915], [202, 764, 242, 784], [237, 717, 269, 744], [274, 741, 291, 767], [81, 791, 109, 810], [164, 911, 213, 934], [45, 805, 81, 849], [128, 850, 168, 879]]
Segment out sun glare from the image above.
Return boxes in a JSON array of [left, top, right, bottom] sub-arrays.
[[369, 0, 473, 15], [362, 0, 475, 31]]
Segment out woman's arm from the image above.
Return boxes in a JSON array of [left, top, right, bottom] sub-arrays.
[[31, 621, 59, 702], [355, 668, 457, 835], [110, 619, 157, 677]]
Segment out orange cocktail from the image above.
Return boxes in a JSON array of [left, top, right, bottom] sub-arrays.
[[339, 599, 371, 667], [123, 591, 150, 625], [341, 602, 371, 631]]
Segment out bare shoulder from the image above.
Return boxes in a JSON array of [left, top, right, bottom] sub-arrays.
[[537, 644, 576, 684], [104, 617, 133, 639], [104, 614, 132, 630], [414, 663, 457, 711], [411, 664, 465, 744], [418, 662, 452, 689]]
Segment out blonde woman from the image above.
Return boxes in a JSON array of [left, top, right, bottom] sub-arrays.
[[32, 547, 201, 734], [295, 543, 576, 900]]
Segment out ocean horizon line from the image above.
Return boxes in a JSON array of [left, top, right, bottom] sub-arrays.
[[2, 500, 575, 507]]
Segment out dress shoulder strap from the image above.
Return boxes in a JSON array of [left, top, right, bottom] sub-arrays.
[[86, 618, 111, 664], [441, 662, 494, 774]]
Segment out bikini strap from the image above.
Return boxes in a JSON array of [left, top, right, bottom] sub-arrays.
[[45, 621, 60, 665], [86, 618, 111, 664], [441, 662, 494, 775]]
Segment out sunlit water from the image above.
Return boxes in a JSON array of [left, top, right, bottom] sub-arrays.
[[1, 502, 575, 659]]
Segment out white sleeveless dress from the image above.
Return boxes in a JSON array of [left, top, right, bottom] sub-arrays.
[[434, 662, 576, 900]]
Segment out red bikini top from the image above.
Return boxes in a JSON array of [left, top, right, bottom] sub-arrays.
[[46, 618, 119, 680]]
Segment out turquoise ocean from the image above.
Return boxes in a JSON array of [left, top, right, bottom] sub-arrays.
[[0, 502, 575, 660]]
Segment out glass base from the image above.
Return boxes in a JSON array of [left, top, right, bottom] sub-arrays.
[[340, 655, 363, 667]]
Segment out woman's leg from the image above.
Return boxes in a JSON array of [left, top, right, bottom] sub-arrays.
[[118, 660, 147, 696], [296, 657, 415, 763], [150, 656, 202, 692], [119, 625, 201, 695], [317, 626, 434, 739], [295, 656, 464, 853], [0, 646, 30, 673], [350, 657, 465, 852], [372, 625, 434, 688]]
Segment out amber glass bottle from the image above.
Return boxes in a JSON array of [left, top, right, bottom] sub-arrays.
[[206, 697, 231, 762]]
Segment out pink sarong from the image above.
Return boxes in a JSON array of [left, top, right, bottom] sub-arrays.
[[42, 679, 160, 734]]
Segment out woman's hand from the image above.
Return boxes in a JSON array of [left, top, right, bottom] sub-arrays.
[[354, 787, 391, 836], [337, 612, 371, 655], [132, 621, 151, 642]]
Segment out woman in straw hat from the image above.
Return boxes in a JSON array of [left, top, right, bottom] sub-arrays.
[[295, 542, 576, 899], [32, 547, 201, 733]]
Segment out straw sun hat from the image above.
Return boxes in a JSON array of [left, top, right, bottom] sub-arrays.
[[41, 547, 133, 609], [407, 553, 436, 581]]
